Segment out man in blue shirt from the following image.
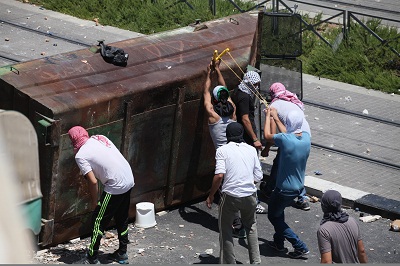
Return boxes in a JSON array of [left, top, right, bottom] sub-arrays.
[[263, 107, 311, 258]]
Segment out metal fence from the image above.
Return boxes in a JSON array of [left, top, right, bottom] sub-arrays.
[[209, 0, 400, 56]]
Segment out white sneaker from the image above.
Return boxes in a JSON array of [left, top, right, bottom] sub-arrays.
[[255, 203, 267, 214]]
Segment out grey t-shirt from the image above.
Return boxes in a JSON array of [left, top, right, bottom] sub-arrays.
[[317, 216, 362, 263]]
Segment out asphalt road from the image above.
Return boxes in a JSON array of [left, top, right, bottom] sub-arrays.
[[32, 193, 400, 264]]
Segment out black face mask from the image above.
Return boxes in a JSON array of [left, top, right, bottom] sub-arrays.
[[213, 101, 234, 117]]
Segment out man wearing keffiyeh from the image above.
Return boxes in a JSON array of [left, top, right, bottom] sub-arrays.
[[317, 190, 368, 263], [232, 71, 262, 149], [68, 126, 134, 264], [260, 82, 312, 211]]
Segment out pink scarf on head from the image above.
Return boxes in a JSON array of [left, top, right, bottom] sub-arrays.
[[68, 126, 89, 153], [269, 82, 304, 110]]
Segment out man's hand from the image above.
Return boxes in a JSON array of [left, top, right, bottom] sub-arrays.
[[206, 195, 214, 209], [270, 107, 279, 120], [253, 140, 262, 150]]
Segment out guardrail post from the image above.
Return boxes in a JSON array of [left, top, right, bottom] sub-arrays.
[[209, 0, 216, 16]]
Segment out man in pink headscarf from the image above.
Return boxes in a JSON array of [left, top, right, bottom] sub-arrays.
[[68, 126, 134, 264], [261, 82, 312, 211]]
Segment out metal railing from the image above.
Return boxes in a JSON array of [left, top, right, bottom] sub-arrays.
[[210, 0, 400, 57]]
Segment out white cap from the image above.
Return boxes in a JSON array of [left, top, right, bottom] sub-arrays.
[[212, 85, 228, 101]]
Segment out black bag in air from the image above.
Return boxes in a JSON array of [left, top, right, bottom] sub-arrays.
[[98, 40, 129, 66]]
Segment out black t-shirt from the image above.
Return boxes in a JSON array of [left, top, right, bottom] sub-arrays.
[[232, 88, 257, 145]]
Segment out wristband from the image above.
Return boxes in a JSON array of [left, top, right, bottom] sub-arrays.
[[253, 138, 258, 143]]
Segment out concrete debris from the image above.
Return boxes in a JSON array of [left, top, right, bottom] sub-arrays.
[[362, 109, 369, 115], [344, 96, 352, 102], [69, 237, 80, 244], [390, 220, 400, 231], [359, 215, 381, 223], [105, 231, 116, 239], [309, 196, 319, 202], [314, 117, 319, 120], [205, 248, 213, 255], [179, 224, 184, 228], [156, 210, 168, 216]]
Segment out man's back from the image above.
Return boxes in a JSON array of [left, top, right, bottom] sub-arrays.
[[317, 216, 361, 263], [75, 136, 134, 195], [273, 132, 311, 193], [215, 142, 262, 197], [270, 99, 311, 136]]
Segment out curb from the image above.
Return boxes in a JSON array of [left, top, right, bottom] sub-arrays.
[[305, 175, 400, 221], [261, 162, 400, 220]]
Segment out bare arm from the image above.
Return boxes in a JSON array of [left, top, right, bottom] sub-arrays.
[[206, 173, 224, 209], [203, 63, 220, 124], [85, 171, 99, 209], [357, 240, 368, 263], [270, 107, 286, 133], [263, 108, 275, 143], [320, 251, 332, 264], [242, 114, 262, 149]]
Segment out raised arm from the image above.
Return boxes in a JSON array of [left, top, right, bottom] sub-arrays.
[[263, 108, 275, 143], [203, 63, 220, 124]]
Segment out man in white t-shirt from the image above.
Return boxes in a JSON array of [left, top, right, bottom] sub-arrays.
[[68, 126, 134, 264], [206, 122, 263, 264]]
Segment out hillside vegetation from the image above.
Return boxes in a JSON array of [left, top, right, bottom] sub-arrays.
[[27, 0, 400, 94]]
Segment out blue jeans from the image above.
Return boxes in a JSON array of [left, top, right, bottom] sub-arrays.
[[267, 189, 308, 251]]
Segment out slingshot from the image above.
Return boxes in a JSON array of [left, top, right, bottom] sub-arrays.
[[212, 48, 268, 107]]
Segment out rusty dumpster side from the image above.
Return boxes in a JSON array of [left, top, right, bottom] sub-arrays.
[[0, 12, 262, 246]]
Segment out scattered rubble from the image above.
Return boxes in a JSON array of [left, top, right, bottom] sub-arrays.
[[309, 196, 319, 203], [390, 220, 400, 231], [359, 215, 381, 223]]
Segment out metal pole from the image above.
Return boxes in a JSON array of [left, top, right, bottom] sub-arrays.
[[209, 0, 216, 16]]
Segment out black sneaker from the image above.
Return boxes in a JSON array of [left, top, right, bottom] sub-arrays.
[[83, 255, 100, 264], [288, 248, 310, 258], [108, 250, 129, 264], [232, 227, 246, 239], [295, 200, 310, 211], [266, 240, 286, 252]]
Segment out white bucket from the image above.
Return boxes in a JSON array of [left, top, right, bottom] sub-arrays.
[[135, 202, 157, 228]]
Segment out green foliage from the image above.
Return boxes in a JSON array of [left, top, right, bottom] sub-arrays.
[[300, 15, 400, 94], [24, 1, 399, 93], [28, 0, 253, 34]]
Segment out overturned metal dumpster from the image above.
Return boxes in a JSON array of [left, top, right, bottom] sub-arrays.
[[0, 12, 261, 246]]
